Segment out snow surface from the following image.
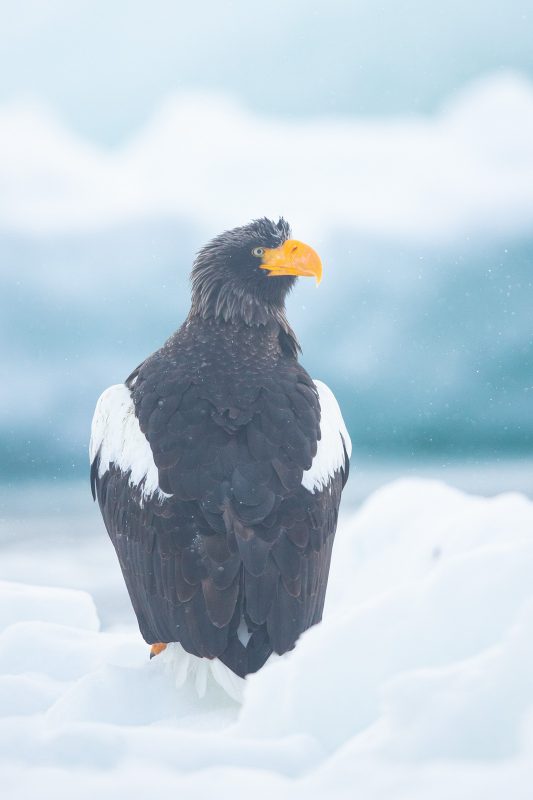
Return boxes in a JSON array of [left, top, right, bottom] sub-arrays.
[[1, 478, 533, 798]]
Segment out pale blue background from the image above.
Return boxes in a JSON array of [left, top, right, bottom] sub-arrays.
[[1, 0, 532, 482], [3, 1, 533, 142]]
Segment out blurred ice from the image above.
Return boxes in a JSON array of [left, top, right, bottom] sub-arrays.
[[1, 73, 532, 476], [1, 73, 533, 238]]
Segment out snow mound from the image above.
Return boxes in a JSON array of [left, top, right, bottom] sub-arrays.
[[1, 479, 533, 798], [0, 580, 99, 633]]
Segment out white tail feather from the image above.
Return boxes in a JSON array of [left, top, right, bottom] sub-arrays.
[[159, 643, 245, 703]]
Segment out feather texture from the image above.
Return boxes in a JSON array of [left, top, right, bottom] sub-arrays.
[[90, 220, 350, 681]]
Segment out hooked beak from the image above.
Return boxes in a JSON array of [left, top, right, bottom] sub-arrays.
[[259, 239, 322, 285]]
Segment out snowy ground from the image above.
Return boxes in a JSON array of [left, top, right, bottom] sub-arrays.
[[1, 476, 533, 798]]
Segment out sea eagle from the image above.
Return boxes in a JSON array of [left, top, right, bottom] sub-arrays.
[[90, 217, 351, 692]]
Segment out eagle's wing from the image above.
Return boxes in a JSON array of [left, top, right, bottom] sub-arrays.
[[90, 369, 350, 677]]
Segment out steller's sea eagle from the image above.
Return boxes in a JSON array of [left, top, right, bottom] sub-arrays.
[[90, 217, 351, 695]]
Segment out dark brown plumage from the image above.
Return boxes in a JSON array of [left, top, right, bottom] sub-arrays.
[[90, 218, 350, 678]]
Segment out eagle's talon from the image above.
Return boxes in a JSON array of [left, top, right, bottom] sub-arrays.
[[150, 642, 167, 659]]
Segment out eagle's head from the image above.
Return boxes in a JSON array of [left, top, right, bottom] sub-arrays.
[[190, 217, 322, 324]]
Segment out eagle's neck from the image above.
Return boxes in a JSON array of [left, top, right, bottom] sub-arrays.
[[187, 288, 301, 358]]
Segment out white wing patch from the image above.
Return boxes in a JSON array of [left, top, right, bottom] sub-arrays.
[[301, 379, 351, 494], [90, 384, 170, 502]]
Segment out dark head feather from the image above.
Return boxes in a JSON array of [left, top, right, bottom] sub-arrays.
[[190, 217, 296, 325]]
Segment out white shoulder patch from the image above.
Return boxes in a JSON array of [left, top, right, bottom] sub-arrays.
[[90, 383, 169, 502], [301, 379, 351, 494]]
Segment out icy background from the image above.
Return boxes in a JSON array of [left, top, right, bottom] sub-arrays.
[[1, 72, 533, 477]]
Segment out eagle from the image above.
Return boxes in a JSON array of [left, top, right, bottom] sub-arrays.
[[90, 217, 351, 692]]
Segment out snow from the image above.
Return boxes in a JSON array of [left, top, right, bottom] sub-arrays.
[[1, 478, 533, 798], [0, 580, 98, 633]]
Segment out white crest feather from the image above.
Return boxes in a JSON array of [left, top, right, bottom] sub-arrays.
[[301, 379, 351, 493], [90, 384, 170, 502]]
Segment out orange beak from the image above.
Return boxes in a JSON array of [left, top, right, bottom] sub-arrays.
[[259, 239, 323, 285]]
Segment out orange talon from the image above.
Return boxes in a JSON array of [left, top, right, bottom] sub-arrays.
[[150, 642, 167, 659]]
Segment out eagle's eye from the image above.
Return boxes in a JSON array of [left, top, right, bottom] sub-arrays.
[[251, 247, 265, 257]]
